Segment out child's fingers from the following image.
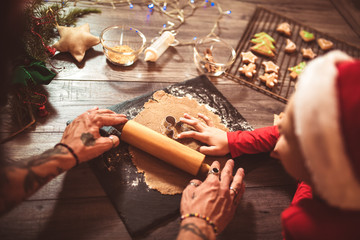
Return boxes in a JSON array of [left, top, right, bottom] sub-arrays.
[[199, 145, 222, 156], [180, 117, 206, 131], [178, 131, 206, 143], [198, 113, 214, 127]]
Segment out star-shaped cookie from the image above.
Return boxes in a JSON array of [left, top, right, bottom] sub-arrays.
[[241, 51, 258, 64], [262, 61, 279, 74], [301, 48, 317, 59], [52, 23, 100, 62]]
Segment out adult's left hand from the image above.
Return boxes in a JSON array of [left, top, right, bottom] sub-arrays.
[[180, 159, 245, 234], [59, 107, 128, 164]]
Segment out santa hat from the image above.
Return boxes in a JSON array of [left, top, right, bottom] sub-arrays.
[[293, 50, 360, 210]]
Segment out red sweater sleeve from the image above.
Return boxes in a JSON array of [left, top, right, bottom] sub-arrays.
[[226, 125, 280, 158], [281, 182, 360, 240]]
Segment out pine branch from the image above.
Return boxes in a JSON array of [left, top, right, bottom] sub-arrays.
[[23, 1, 101, 61]]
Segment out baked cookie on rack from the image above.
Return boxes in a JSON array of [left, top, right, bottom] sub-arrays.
[[301, 48, 317, 59], [285, 39, 296, 53], [276, 22, 291, 37], [299, 30, 315, 42], [241, 51, 258, 63], [317, 38, 334, 51], [288, 61, 306, 80], [262, 61, 279, 74], [239, 63, 257, 78], [259, 72, 278, 89], [250, 32, 276, 58]]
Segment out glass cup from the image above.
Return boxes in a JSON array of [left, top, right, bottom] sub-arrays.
[[100, 25, 146, 66], [194, 37, 236, 76]]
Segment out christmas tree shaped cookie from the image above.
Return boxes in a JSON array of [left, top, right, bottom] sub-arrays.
[[250, 32, 276, 58], [288, 61, 306, 79]]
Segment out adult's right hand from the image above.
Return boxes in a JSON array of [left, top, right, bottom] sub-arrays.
[[178, 160, 245, 239]]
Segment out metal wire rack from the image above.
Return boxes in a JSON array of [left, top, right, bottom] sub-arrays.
[[225, 7, 360, 103]]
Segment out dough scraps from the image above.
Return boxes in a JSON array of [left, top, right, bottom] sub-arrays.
[[129, 90, 229, 195]]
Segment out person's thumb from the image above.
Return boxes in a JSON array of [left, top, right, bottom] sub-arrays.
[[199, 145, 222, 156]]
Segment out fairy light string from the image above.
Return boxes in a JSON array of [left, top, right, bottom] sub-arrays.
[[73, 0, 231, 45]]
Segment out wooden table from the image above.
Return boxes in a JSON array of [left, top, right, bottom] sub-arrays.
[[1, 0, 359, 239]]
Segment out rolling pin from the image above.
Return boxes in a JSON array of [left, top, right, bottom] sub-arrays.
[[117, 120, 210, 176]]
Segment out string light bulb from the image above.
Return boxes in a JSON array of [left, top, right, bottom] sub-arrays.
[[73, 0, 229, 46]]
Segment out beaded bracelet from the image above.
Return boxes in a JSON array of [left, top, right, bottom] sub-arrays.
[[180, 213, 218, 233], [54, 143, 79, 167]]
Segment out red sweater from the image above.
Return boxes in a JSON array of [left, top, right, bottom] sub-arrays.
[[227, 126, 360, 240]]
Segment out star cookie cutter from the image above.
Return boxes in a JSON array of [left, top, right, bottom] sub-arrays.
[[161, 116, 188, 140]]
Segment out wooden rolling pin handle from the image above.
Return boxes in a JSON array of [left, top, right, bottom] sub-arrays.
[[197, 163, 211, 179], [115, 120, 206, 176]]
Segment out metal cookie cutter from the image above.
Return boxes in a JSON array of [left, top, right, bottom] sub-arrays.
[[162, 116, 187, 140]]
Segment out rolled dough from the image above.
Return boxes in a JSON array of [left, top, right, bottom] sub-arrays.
[[130, 90, 229, 195]]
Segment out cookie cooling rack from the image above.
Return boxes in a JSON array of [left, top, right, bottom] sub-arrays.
[[225, 7, 360, 103]]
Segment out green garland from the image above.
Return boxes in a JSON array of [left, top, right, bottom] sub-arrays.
[[1, 1, 101, 144], [23, 0, 101, 61]]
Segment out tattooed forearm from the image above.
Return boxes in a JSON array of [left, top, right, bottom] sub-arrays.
[[4, 147, 67, 168], [81, 132, 96, 146], [1, 148, 67, 195], [0, 147, 70, 214], [178, 223, 210, 240]]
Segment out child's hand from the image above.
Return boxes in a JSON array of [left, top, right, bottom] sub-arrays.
[[178, 113, 230, 156]]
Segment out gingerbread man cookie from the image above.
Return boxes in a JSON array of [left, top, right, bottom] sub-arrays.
[[276, 22, 291, 37], [241, 51, 258, 64], [262, 61, 279, 74], [299, 30, 315, 42], [259, 72, 278, 89], [301, 48, 317, 59], [317, 38, 333, 51], [285, 39, 296, 53], [204, 48, 221, 73], [239, 63, 257, 78]]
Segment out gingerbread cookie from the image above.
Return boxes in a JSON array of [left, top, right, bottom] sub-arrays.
[[239, 63, 257, 78], [285, 39, 296, 53], [259, 72, 278, 89], [250, 32, 276, 58], [204, 48, 221, 73], [288, 61, 306, 79], [262, 61, 279, 74], [301, 48, 317, 59], [317, 38, 333, 51], [241, 51, 258, 64], [276, 22, 291, 37], [299, 30, 315, 42]]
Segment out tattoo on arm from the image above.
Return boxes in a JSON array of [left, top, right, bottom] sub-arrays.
[[81, 132, 96, 146], [179, 223, 210, 240], [1, 147, 67, 195]]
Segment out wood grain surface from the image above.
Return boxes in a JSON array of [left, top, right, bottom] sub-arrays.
[[0, 0, 359, 239]]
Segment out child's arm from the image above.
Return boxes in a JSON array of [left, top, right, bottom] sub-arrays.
[[178, 113, 279, 157], [227, 125, 279, 158]]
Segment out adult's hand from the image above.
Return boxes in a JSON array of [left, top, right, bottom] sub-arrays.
[[178, 159, 245, 239], [59, 107, 128, 164], [178, 113, 230, 156]]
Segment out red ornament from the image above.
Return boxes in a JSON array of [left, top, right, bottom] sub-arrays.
[[37, 105, 49, 117], [46, 46, 56, 56]]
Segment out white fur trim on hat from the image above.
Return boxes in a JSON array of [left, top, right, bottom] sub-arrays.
[[293, 50, 360, 210]]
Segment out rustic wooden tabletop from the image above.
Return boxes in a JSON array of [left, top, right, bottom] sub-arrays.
[[0, 0, 359, 239]]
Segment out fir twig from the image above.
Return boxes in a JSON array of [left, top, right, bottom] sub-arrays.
[[23, 0, 101, 61]]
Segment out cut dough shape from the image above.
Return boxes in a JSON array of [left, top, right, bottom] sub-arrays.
[[129, 91, 228, 195]]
